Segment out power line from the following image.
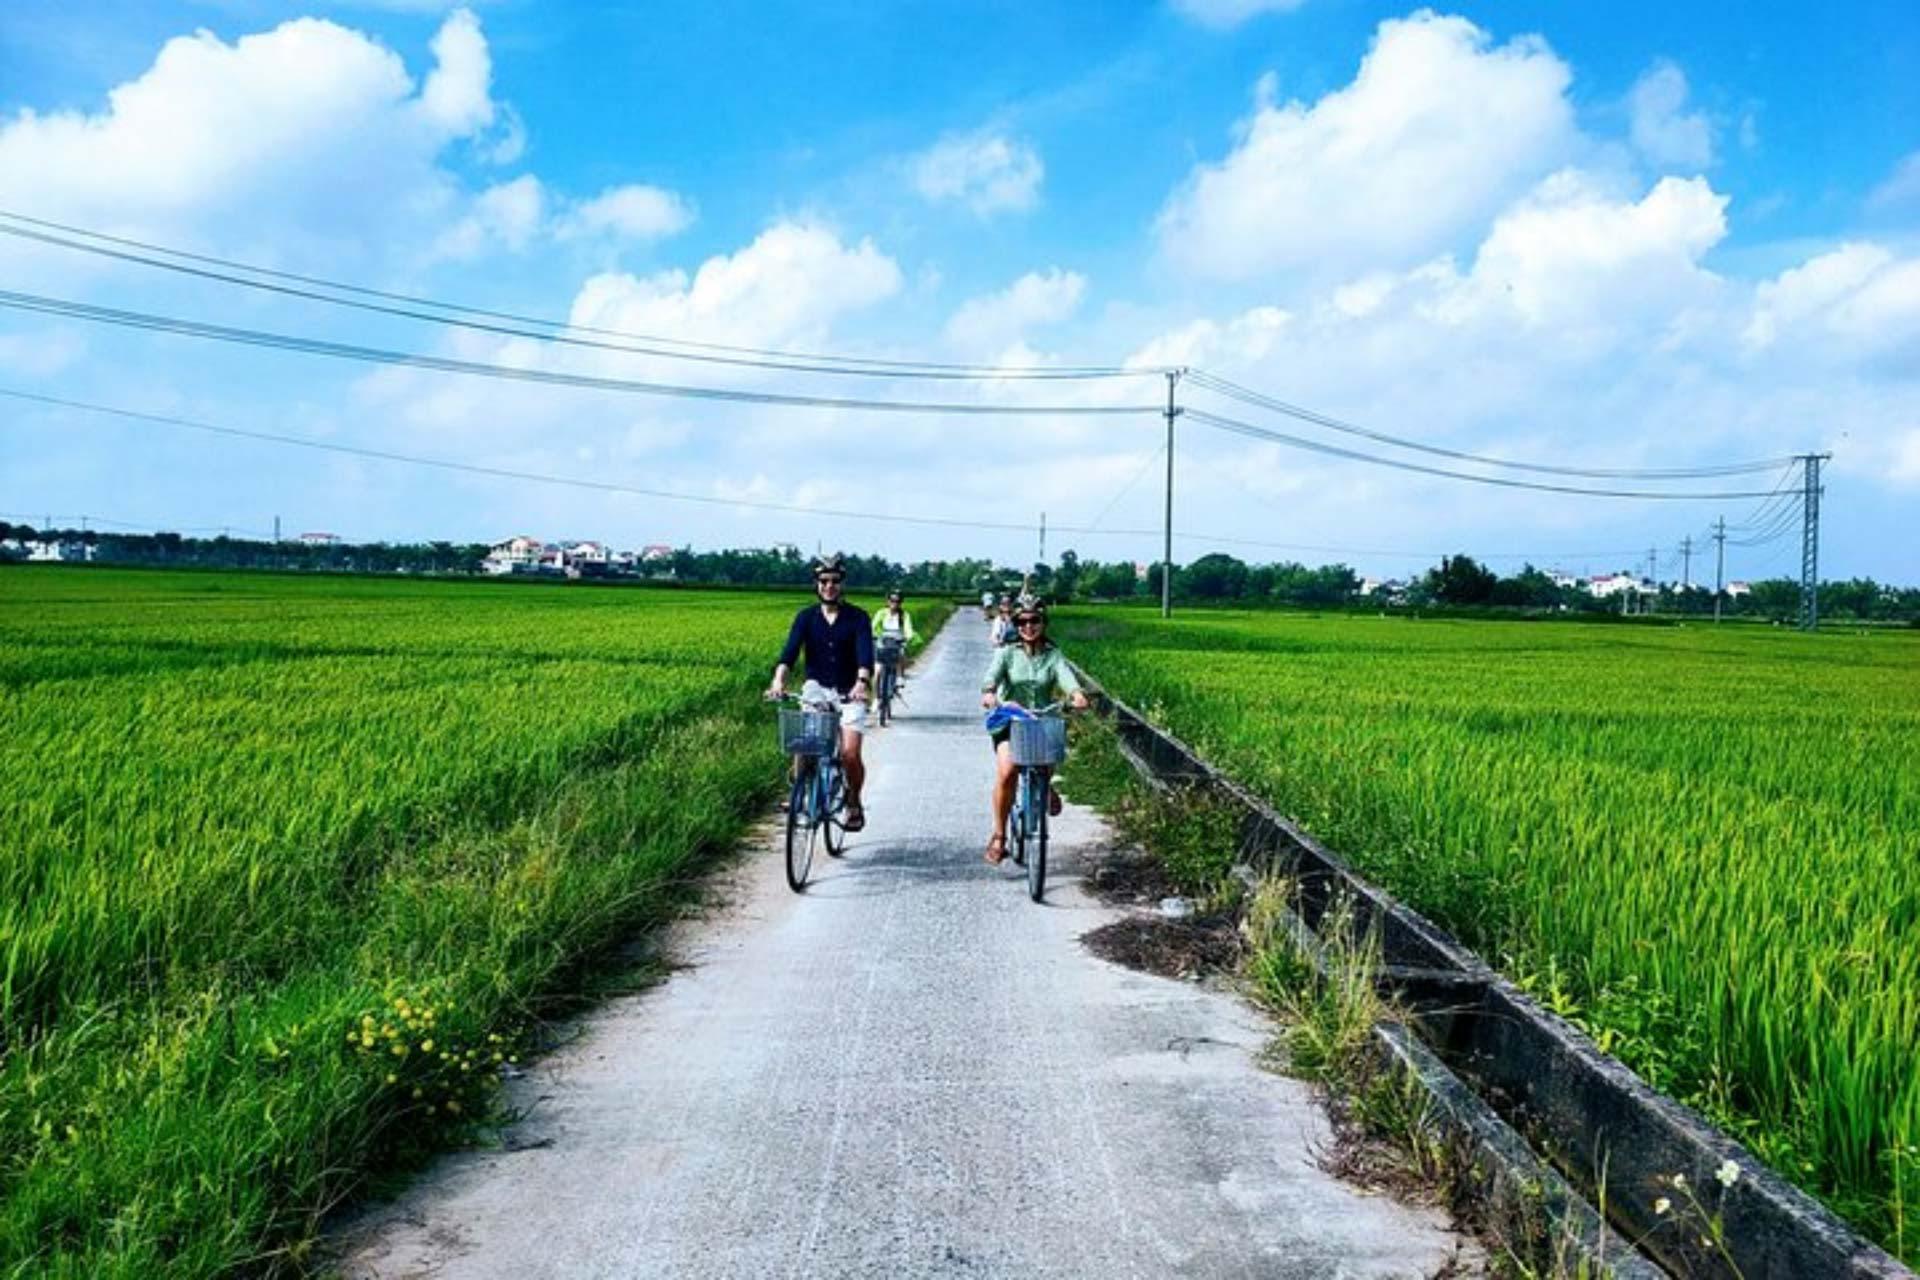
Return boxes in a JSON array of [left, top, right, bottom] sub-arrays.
[[1183, 408, 1791, 501], [0, 208, 1138, 381], [1082, 443, 1166, 532], [1184, 369, 1797, 481], [0, 216, 1146, 384], [2, 387, 1653, 567], [0, 289, 1159, 418]]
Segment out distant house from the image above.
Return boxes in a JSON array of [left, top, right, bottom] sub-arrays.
[[639, 544, 674, 563], [1726, 580, 1752, 598], [25, 539, 93, 563], [483, 535, 544, 576], [298, 532, 340, 546], [560, 541, 612, 579], [1547, 569, 1581, 590], [1585, 572, 1647, 598]]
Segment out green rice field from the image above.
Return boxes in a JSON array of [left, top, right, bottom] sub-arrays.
[[0, 567, 947, 1277], [1059, 606, 1920, 1260]]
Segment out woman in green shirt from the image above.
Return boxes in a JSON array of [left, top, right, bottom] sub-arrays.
[[980, 598, 1089, 865]]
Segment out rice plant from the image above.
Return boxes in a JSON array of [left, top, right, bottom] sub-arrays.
[[1061, 607, 1920, 1261]]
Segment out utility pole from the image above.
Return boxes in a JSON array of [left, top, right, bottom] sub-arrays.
[[274, 515, 281, 543], [1161, 369, 1184, 619], [1798, 452, 1830, 632], [1680, 536, 1693, 596], [1646, 546, 1658, 615], [1712, 517, 1726, 623], [1037, 511, 1046, 570]]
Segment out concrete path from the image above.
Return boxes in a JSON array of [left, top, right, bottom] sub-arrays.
[[336, 612, 1471, 1279]]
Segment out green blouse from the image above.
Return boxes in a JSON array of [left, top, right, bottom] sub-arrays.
[[982, 643, 1083, 710]]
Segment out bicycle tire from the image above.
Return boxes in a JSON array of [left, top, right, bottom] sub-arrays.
[[784, 767, 816, 893], [1027, 777, 1049, 902], [1011, 770, 1030, 868], [822, 761, 847, 857]]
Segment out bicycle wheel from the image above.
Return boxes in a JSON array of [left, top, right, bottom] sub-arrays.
[[822, 759, 848, 857], [784, 765, 818, 893], [1027, 777, 1049, 902], [1011, 770, 1030, 868]]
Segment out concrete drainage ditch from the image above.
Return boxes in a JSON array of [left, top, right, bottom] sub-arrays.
[[1081, 673, 1912, 1280]]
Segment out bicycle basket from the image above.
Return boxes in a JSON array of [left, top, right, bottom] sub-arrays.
[[877, 636, 905, 662], [1007, 715, 1067, 766], [779, 707, 838, 757]]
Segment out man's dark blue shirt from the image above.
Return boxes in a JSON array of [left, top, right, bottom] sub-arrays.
[[778, 602, 874, 696]]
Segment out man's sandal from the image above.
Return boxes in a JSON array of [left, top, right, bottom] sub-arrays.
[[984, 834, 1007, 865], [844, 807, 866, 833]]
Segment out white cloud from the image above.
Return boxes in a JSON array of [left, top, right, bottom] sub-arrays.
[[1892, 430, 1920, 485], [0, 9, 501, 271], [946, 268, 1087, 352], [1461, 172, 1727, 328], [1170, 0, 1307, 29], [1157, 12, 1576, 280], [913, 131, 1044, 217], [1867, 150, 1920, 216], [556, 184, 695, 242], [417, 7, 494, 136], [0, 329, 84, 377], [435, 176, 695, 260], [566, 223, 901, 362], [1628, 60, 1714, 171], [1744, 243, 1894, 349], [433, 173, 545, 259]]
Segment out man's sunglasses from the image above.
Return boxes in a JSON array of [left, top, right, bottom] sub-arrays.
[[815, 574, 845, 586], [1015, 616, 1044, 627]]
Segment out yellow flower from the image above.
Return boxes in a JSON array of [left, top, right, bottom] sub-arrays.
[[421, 1039, 434, 1053], [385, 1072, 397, 1084]]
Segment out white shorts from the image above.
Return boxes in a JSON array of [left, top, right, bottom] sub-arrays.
[[840, 699, 869, 736], [798, 680, 867, 735]]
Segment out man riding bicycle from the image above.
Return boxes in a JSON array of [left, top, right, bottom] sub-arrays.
[[768, 553, 873, 831]]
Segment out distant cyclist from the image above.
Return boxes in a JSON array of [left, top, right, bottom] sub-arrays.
[[874, 589, 915, 652], [979, 596, 1088, 864], [989, 596, 1016, 647], [768, 553, 873, 831]]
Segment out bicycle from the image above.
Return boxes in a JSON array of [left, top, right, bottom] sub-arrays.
[[774, 690, 848, 892], [875, 635, 905, 726], [1004, 703, 1067, 903]]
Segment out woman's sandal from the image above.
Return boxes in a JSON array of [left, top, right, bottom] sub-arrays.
[[1048, 788, 1064, 818], [844, 807, 866, 833], [984, 834, 1007, 865]]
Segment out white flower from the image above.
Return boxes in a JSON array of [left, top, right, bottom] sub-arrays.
[[1672, 1172, 1688, 1189], [1654, 1197, 1672, 1216], [1715, 1159, 1741, 1188]]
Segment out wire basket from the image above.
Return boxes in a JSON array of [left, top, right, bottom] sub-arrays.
[[1007, 715, 1067, 766], [779, 707, 838, 757], [876, 636, 906, 664]]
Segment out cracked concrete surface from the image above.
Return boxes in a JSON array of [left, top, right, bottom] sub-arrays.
[[334, 611, 1474, 1279]]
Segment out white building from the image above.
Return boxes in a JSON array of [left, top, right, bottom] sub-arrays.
[[298, 532, 340, 546], [25, 539, 93, 563], [1726, 580, 1752, 598], [483, 535, 544, 576], [1586, 572, 1649, 598]]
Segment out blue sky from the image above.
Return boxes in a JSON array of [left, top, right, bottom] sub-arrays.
[[1, 0, 1916, 582]]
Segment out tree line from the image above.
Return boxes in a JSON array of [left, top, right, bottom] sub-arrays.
[[5, 525, 1915, 623]]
